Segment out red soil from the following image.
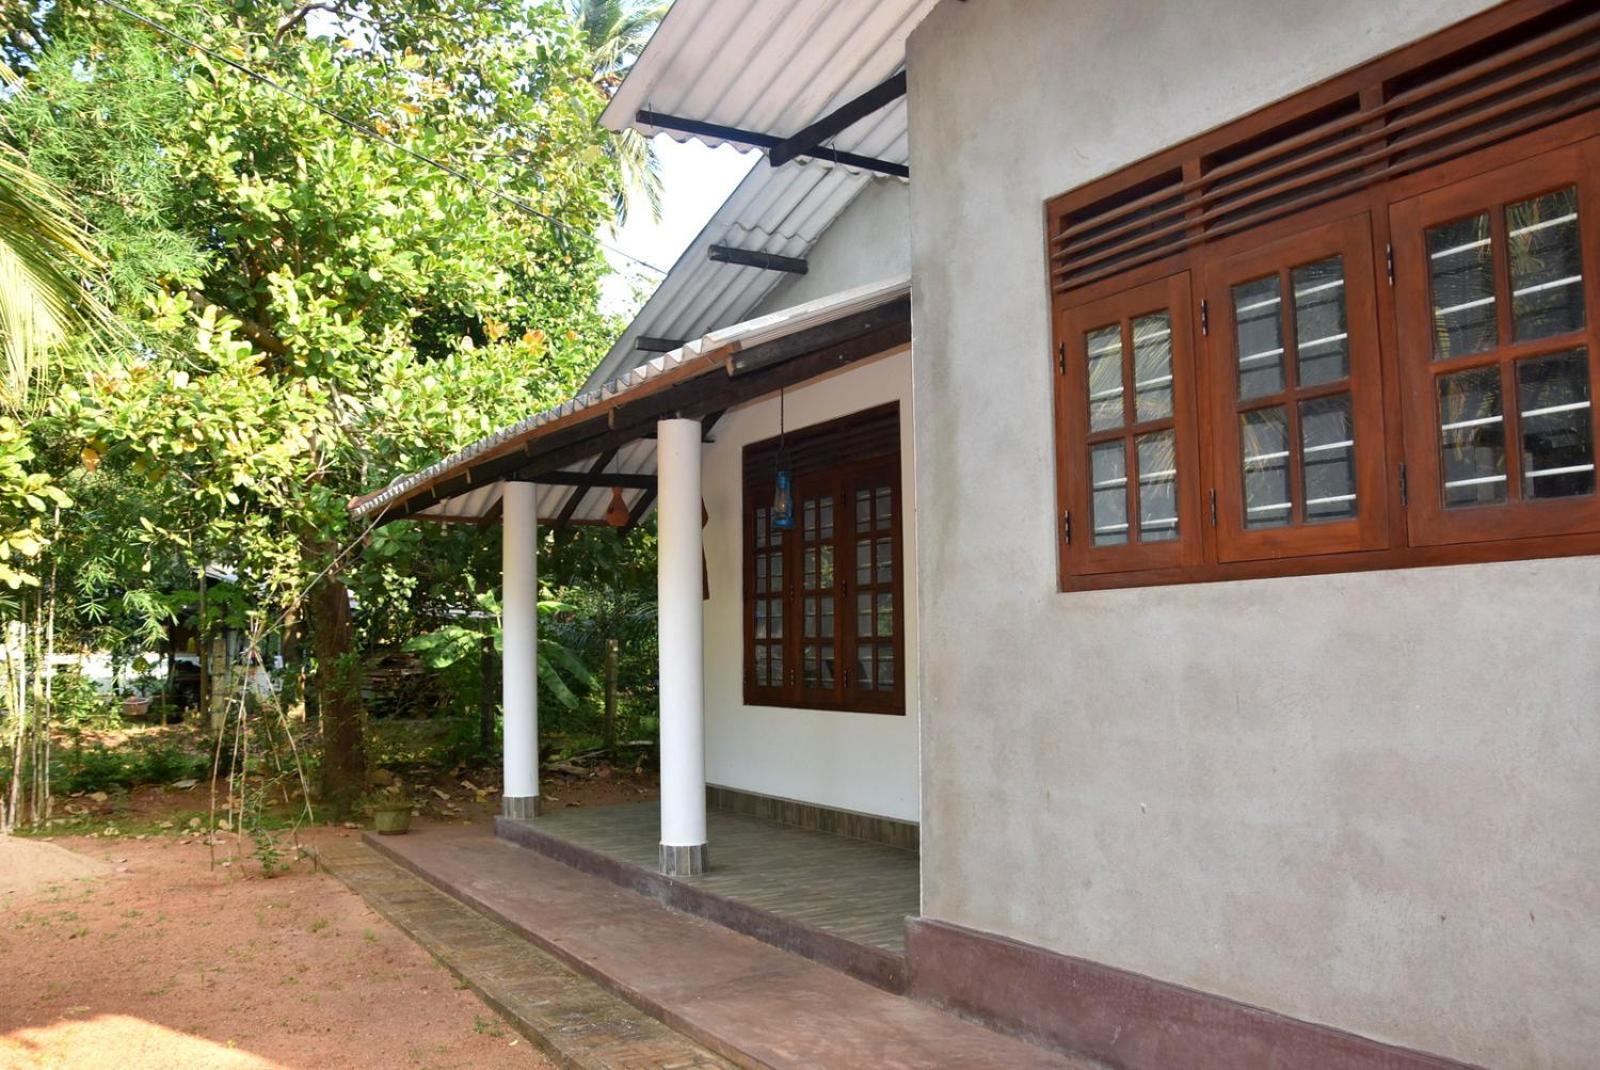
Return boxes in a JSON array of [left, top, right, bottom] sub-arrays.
[[0, 826, 551, 1070]]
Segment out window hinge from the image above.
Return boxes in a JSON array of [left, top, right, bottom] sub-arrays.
[[1200, 298, 1209, 335], [788, 668, 795, 687], [1062, 509, 1072, 545], [1056, 341, 1066, 375], [1209, 488, 1218, 526], [842, 668, 850, 688], [1398, 461, 1408, 505], [1386, 242, 1395, 286]]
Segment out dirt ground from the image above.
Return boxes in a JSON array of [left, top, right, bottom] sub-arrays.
[[0, 821, 557, 1070]]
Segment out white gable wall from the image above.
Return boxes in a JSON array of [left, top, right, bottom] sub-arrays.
[[754, 178, 911, 315], [700, 175, 919, 822], [906, 1, 1596, 1067]]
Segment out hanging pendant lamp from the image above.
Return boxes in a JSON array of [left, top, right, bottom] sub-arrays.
[[771, 387, 796, 530]]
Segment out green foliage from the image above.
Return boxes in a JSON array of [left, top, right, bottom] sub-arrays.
[[47, 669, 122, 730], [0, 0, 664, 826], [56, 740, 210, 794], [403, 588, 597, 711], [0, 415, 69, 588]]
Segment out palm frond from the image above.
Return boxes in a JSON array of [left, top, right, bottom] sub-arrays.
[[0, 144, 113, 409]]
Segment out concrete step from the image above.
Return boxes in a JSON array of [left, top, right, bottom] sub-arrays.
[[314, 837, 735, 1070]]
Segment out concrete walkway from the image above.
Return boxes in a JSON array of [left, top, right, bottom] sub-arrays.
[[366, 823, 1097, 1070], [317, 837, 733, 1069]]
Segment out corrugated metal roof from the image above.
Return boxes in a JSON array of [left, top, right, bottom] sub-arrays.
[[588, 158, 882, 389], [351, 276, 911, 525], [602, 0, 935, 166]]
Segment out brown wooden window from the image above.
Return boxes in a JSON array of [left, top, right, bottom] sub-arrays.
[[1047, 0, 1600, 590], [1392, 139, 1600, 546], [1205, 212, 1390, 560], [1057, 273, 1203, 577], [743, 404, 904, 714]]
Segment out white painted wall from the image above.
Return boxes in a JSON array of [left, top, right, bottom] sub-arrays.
[[701, 348, 919, 822], [755, 178, 910, 316], [906, 1, 1597, 1067]]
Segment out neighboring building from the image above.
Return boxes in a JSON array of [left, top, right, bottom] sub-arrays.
[[352, 2, 1599, 1067]]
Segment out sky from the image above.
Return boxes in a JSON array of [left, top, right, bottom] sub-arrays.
[[599, 136, 757, 317]]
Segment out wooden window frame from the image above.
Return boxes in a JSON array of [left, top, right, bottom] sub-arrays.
[[1204, 212, 1391, 561], [742, 406, 906, 715], [1392, 138, 1600, 547], [1056, 273, 1204, 578], [1047, 0, 1600, 592]]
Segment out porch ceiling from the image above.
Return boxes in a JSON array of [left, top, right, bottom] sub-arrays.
[[348, 277, 911, 529]]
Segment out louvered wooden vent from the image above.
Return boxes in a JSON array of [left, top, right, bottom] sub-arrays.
[[1050, 1, 1600, 293]]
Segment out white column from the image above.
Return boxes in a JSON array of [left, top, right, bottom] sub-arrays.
[[656, 417, 707, 874], [501, 480, 540, 819]]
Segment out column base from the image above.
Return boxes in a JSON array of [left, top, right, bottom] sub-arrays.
[[502, 795, 541, 819], [659, 842, 708, 876]]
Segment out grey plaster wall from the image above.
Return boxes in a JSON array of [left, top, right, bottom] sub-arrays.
[[905, 1, 1598, 1066], [754, 176, 911, 314]]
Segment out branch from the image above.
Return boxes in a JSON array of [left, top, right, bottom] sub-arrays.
[[274, 2, 342, 45], [186, 290, 289, 357]]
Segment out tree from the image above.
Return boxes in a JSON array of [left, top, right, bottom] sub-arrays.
[[569, 0, 667, 223], [5, 0, 624, 817]]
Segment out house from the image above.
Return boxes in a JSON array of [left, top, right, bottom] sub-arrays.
[[350, 1, 1599, 1066]]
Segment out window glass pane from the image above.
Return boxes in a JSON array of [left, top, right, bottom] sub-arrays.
[[1089, 442, 1128, 545], [1517, 348, 1594, 500], [1427, 212, 1497, 360], [1241, 406, 1291, 528], [1132, 311, 1173, 422], [755, 644, 768, 686], [1438, 365, 1507, 507], [820, 497, 834, 539], [855, 489, 871, 533], [804, 646, 818, 688], [754, 599, 768, 639], [755, 508, 768, 548], [1234, 275, 1284, 399], [803, 548, 817, 588], [820, 596, 834, 638], [855, 541, 871, 585], [770, 552, 782, 589], [876, 647, 895, 691], [1135, 430, 1178, 542], [874, 487, 892, 529], [755, 555, 767, 594], [768, 599, 782, 638], [876, 591, 894, 637], [803, 499, 816, 538], [803, 596, 816, 638], [1085, 323, 1125, 431], [1508, 187, 1584, 343], [875, 537, 893, 583], [856, 648, 874, 691], [1292, 257, 1349, 386], [856, 592, 871, 638], [819, 545, 834, 588], [1300, 394, 1357, 523], [771, 645, 782, 682], [820, 645, 835, 688]]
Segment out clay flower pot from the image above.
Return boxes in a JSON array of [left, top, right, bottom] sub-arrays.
[[371, 801, 414, 835]]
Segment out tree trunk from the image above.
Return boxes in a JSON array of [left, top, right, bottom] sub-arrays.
[[478, 634, 498, 754], [309, 574, 364, 819], [281, 606, 307, 722], [603, 637, 618, 753]]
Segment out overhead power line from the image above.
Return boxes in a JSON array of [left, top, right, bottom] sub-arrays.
[[95, 0, 670, 277]]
